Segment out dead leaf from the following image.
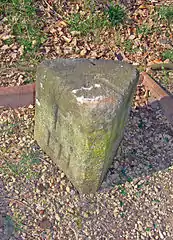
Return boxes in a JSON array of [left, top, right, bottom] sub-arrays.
[[1, 45, 9, 51], [129, 35, 136, 40], [55, 46, 62, 54], [1, 35, 12, 40], [62, 36, 72, 43], [138, 5, 148, 9], [71, 37, 77, 47], [71, 31, 81, 37], [45, 46, 51, 54], [80, 49, 87, 57], [49, 27, 56, 34], [59, 21, 67, 27], [39, 218, 51, 229]]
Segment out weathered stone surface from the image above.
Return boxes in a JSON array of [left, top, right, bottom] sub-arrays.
[[34, 58, 139, 193]]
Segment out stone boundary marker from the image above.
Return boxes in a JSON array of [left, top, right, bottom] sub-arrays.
[[34, 58, 139, 193]]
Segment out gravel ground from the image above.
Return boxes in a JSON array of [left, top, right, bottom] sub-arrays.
[[0, 102, 173, 240], [0, 180, 16, 240]]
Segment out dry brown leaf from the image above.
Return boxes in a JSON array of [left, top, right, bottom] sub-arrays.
[[129, 35, 136, 40], [55, 46, 62, 54], [90, 51, 98, 58], [59, 31, 64, 36], [49, 27, 56, 34], [71, 31, 81, 37], [59, 21, 67, 27], [45, 46, 51, 54], [80, 49, 87, 57], [18, 46, 24, 56], [1, 45, 9, 51], [1, 35, 12, 41], [11, 52, 17, 60], [39, 218, 51, 229], [138, 5, 149, 9], [53, 36, 59, 43], [71, 37, 77, 47], [63, 46, 73, 55], [62, 36, 72, 43]]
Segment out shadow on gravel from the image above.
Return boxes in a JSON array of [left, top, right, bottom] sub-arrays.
[[101, 97, 173, 189], [0, 180, 22, 240]]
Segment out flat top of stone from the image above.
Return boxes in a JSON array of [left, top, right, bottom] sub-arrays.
[[40, 58, 138, 104]]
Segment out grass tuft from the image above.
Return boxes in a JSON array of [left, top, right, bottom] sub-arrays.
[[162, 50, 173, 62], [105, 4, 126, 26], [0, 0, 47, 59], [158, 6, 173, 23], [68, 12, 110, 36], [3, 152, 41, 179], [137, 24, 152, 36]]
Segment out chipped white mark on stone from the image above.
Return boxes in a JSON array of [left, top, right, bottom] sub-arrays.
[[72, 89, 79, 94], [83, 86, 93, 90], [76, 95, 104, 104], [72, 84, 101, 94], [72, 89, 77, 94], [121, 65, 123, 68], [36, 98, 40, 106], [94, 84, 101, 88], [40, 82, 43, 89], [72, 86, 93, 94]]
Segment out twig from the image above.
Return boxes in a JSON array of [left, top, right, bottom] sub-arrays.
[[69, 226, 79, 240]]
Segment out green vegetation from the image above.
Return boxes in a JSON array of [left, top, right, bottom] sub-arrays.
[[124, 39, 138, 53], [137, 24, 152, 36], [127, 177, 133, 183], [68, 3, 125, 36], [23, 78, 34, 84], [146, 227, 151, 232], [120, 201, 124, 207], [137, 183, 144, 189], [161, 65, 170, 86], [0, 0, 47, 59], [68, 12, 110, 36], [4, 215, 15, 234], [118, 185, 127, 196], [158, 5, 173, 36], [105, 4, 126, 26], [120, 212, 125, 217], [23, 69, 35, 84], [3, 38, 15, 46], [162, 50, 173, 61], [158, 6, 173, 23], [5, 213, 24, 233], [2, 152, 41, 179], [0, 122, 19, 135]]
